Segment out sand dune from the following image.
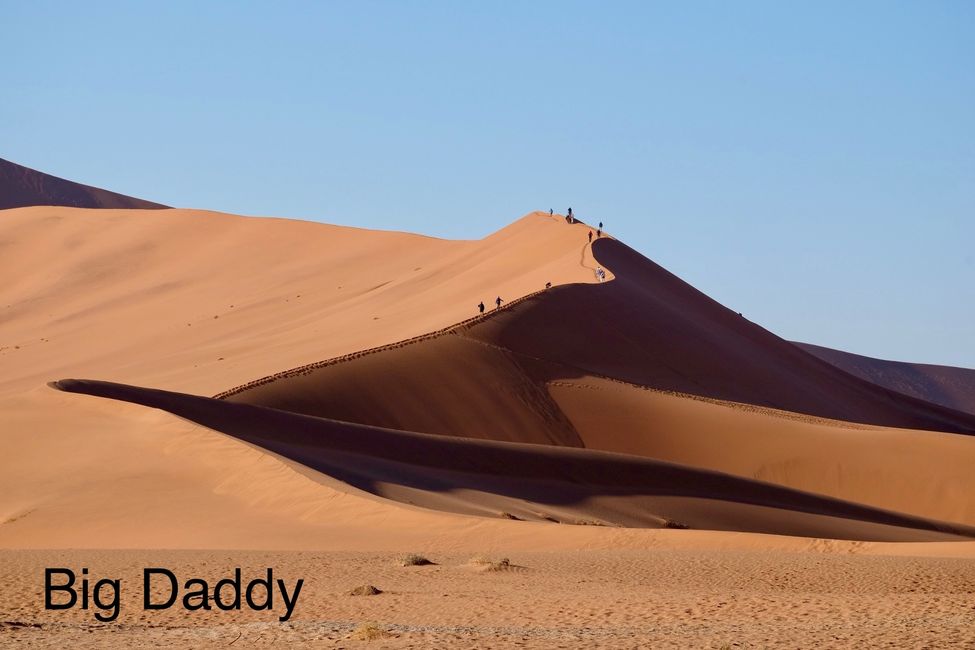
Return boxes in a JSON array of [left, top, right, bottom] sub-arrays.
[[210, 231, 975, 527], [3, 205, 974, 553], [0, 157, 168, 210], [51, 379, 975, 542], [223, 237, 975, 435], [0, 207, 607, 549], [797, 341, 975, 416]]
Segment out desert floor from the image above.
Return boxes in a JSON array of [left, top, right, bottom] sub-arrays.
[[3, 548, 975, 648]]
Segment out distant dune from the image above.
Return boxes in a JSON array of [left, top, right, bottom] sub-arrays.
[[0, 157, 168, 210], [796, 342, 975, 416]]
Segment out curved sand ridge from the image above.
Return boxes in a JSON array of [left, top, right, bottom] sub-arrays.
[[217, 236, 975, 528], [50, 378, 975, 542]]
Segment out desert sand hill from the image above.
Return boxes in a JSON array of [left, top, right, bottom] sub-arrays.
[[222, 238, 975, 435], [0, 158, 168, 210], [0, 207, 613, 549], [4, 205, 975, 648], [797, 341, 975, 416], [200, 231, 975, 526], [3, 205, 974, 547]]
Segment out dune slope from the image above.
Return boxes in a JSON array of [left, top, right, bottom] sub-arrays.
[[5, 206, 975, 547], [796, 341, 975, 416], [52, 379, 975, 542], [224, 238, 975, 436], [0, 157, 168, 210]]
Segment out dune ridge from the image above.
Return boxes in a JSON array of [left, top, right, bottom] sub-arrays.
[[224, 237, 975, 436], [51, 378, 975, 542], [0, 157, 168, 210]]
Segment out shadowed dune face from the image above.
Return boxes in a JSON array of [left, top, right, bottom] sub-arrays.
[[50, 379, 975, 542], [796, 342, 975, 417], [473, 239, 975, 433], [225, 238, 975, 436], [214, 236, 975, 531], [225, 333, 585, 447], [0, 158, 168, 210]]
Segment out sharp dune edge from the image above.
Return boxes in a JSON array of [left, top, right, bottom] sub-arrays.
[[2, 206, 975, 553], [48, 378, 975, 542]]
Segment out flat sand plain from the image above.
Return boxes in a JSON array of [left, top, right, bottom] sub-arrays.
[[3, 548, 975, 648]]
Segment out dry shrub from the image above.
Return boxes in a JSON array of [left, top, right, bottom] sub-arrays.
[[349, 584, 382, 596], [350, 622, 389, 641], [400, 553, 434, 566]]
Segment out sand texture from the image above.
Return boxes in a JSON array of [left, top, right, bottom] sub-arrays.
[[3, 205, 974, 647]]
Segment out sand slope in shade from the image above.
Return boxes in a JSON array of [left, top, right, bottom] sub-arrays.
[[216, 236, 975, 527], [225, 238, 975, 436], [0, 158, 168, 210], [797, 341, 975, 416]]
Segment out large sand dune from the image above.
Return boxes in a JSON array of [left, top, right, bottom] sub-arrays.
[[2, 205, 974, 551], [5, 202, 975, 648]]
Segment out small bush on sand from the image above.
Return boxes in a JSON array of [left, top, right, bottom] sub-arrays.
[[400, 553, 434, 566], [485, 558, 511, 571], [349, 584, 382, 596], [350, 622, 389, 641], [664, 518, 690, 529], [470, 555, 517, 572]]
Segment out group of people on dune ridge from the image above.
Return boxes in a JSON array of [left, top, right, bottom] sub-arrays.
[[477, 209, 606, 314]]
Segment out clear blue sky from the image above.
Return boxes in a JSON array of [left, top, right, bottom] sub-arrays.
[[3, 1, 973, 367]]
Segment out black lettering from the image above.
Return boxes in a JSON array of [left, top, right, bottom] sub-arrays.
[[278, 578, 303, 622], [183, 578, 211, 611], [45, 568, 77, 610], [214, 569, 241, 611], [92, 578, 121, 623], [144, 568, 178, 610], [245, 569, 273, 611]]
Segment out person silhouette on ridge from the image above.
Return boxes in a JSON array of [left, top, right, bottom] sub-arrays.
[[495, 296, 503, 309], [478, 301, 485, 314]]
